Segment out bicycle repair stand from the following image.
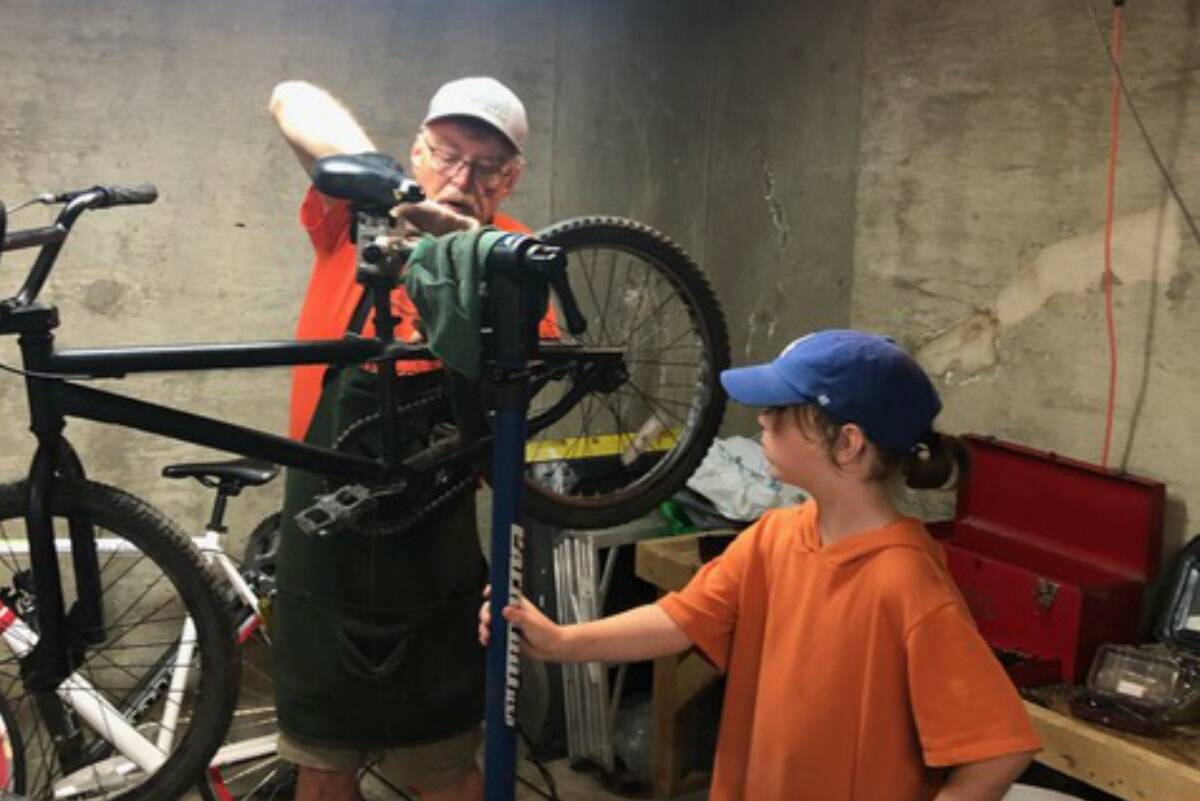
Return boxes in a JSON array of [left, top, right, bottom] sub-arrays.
[[483, 234, 564, 801]]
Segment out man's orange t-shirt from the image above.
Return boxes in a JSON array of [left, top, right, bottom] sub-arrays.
[[288, 187, 534, 440], [658, 502, 1040, 801]]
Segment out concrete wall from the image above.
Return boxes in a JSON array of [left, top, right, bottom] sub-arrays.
[[0, 0, 860, 539], [5, 0, 1194, 570], [853, 1, 1200, 555]]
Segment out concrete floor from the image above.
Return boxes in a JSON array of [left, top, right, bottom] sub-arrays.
[[511, 760, 707, 801], [182, 760, 706, 801]]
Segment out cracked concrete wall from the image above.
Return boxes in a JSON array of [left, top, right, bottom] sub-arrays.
[[853, 1, 1200, 553], [549, 1, 866, 442], [0, 1, 863, 538], [0, 0, 555, 539]]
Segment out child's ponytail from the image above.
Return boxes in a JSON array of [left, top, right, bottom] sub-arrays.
[[902, 432, 970, 491]]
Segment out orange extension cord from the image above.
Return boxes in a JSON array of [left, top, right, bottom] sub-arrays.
[[1100, 4, 1122, 469]]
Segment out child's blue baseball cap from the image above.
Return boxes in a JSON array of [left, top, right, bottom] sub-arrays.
[[720, 329, 942, 453]]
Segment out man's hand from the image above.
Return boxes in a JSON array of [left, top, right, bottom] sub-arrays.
[[393, 200, 481, 236]]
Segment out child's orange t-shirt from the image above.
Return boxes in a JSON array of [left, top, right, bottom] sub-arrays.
[[658, 502, 1040, 801]]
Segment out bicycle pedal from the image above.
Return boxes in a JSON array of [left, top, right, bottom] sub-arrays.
[[294, 484, 377, 537]]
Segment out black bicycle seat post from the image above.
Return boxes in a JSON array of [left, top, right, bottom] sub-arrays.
[[354, 209, 401, 471]]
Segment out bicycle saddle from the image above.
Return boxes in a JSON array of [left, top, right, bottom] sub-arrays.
[[312, 153, 425, 210], [162, 458, 279, 490]]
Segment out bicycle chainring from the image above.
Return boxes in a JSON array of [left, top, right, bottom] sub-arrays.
[[327, 388, 478, 537]]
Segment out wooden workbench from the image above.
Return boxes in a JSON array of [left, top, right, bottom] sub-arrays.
[[635, 533, 1200, 801]]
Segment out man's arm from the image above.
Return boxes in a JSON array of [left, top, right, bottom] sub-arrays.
[[933, 752, 1035, 801], [268, 80, 375, 176], [268, 80, 477, 235]]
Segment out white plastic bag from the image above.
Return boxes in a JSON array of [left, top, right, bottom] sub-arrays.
[[686, 435, 807, 521]]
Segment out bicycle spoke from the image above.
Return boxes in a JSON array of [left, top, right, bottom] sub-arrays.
[[598, 249, 620, 344], [617, 381, 690, 430], [613, 259, 658, 350], [627, 318, 701, 359], [622, 289, 687, 347]]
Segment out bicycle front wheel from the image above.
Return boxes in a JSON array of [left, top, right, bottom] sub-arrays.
[[526, 217, 730, 529], [0, 479, 239, 801]]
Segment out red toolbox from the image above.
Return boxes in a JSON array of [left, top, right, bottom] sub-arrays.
[[928, 435, 1165, 686]]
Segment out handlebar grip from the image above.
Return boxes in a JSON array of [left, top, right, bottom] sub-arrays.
[[95, 184, 158, 208]]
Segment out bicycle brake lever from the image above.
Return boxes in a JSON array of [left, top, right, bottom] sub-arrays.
[[6, 193, 56, 214], [532, 246, 587, 336]]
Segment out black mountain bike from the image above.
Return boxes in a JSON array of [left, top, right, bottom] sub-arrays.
[[0, 153, 729, 801]]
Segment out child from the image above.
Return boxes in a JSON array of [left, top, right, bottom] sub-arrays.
[[482, 329, 1040, 801]]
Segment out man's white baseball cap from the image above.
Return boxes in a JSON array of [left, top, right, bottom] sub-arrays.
[[424, 76, 528, 154]]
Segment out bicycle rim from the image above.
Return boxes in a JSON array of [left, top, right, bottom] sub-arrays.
[[0, 479, 238, 801], [525, 217, 730, 529]]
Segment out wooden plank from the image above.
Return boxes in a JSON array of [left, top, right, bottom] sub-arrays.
[[635, 534, 703, 592], [639, 537, 724, 798], [651, 646, 719, 798], [1026, 701, 1200, 801]]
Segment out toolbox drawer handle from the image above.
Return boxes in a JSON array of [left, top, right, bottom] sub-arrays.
[[1034, 578, 1059, 613]]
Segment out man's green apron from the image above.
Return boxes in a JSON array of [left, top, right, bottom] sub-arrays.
[[273, 366, 487, 748]]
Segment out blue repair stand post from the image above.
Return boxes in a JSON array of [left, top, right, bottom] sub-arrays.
[[483, 234, 561, 801]]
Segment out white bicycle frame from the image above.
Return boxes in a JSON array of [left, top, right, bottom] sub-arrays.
[[0, 524, 275, 799]]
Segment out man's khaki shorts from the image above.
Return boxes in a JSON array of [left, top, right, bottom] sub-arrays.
[[277, 725, 482, 791]]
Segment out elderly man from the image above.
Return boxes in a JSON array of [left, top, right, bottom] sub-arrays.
[[268, 76, 530, 801]]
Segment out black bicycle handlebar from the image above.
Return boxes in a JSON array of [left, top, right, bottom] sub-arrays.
[[1, 183, 158, 251], [1, 183, 158, 306], [84, 183, 158, 208]]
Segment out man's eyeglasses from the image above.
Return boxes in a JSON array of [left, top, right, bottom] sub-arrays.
[[419, 132, 516, 190]]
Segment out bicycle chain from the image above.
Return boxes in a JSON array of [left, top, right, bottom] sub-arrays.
[[325, 385, 480, 537], [362, 472, 478, 538], [328, 385, 447, 469]]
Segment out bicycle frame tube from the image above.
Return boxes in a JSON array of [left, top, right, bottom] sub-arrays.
[[53, 382, 381, 482], [12, 331, 396, 698], [44, 338, 397, 377]]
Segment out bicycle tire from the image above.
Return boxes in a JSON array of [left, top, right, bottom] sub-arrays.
[[524, 217, 730, 529], [240, 511, 280, 585], [0, 478, 239, 801]]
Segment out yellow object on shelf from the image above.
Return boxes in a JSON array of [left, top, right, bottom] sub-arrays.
[[526, 428, 680, 462]]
